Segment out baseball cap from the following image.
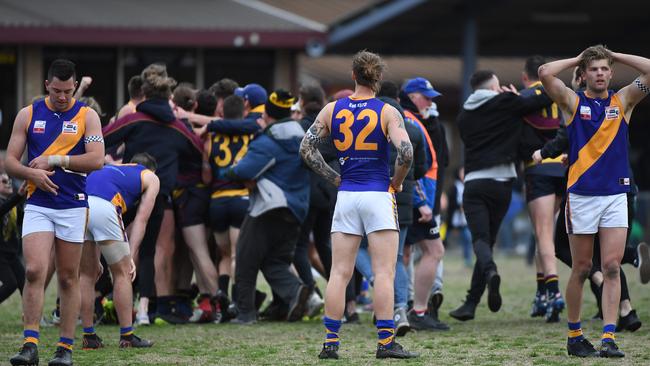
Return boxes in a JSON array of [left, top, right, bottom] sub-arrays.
[[403, 77, 441, 99], [234, 83, 268, 107]]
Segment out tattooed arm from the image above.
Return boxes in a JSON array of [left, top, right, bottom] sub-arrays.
[[384, 105, 412, 193], [300, 103, 341, 187]]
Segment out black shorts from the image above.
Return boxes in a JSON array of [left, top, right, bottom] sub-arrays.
[[172, 185, 210, 227], [525, 174, 566, 203], [406, 208, 440, 244], [209, 196, 249, 232]]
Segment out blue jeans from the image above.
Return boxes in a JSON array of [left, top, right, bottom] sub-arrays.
[[355, 226, 409, 309]]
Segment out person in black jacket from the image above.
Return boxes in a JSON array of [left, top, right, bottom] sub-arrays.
[[0, 173, 25, 304], [450, 70, 552, 321], [103, 63, 204, 325]]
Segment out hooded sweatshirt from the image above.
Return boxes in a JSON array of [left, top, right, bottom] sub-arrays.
[[457, 89, 552, 176], [104, 98, 203, 196], [220, 118, 310, 223]]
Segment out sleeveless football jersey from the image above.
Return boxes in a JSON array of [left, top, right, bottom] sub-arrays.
[[86, 164, 149, 213], [566, 90, 630, 195], [331, 96, 390, 192], [208, 132, 252, 198], [26, 98, 89, 209]]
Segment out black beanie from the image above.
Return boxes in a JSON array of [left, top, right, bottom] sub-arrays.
[[265, 89, 295, 120]]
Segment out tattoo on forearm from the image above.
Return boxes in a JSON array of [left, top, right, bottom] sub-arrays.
[[396, 140, 413, 167], [394, 109, 406, 129], [300, 127, 340, 187]]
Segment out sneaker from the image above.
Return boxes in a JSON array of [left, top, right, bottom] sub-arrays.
[[318, 344, 339, 359], [214, 290, 232, 323], [189, 296, 216, 323], [530, 293, 547, 317], [10, 342, 38, 366], [545, 293, 565, 323], [600, 341, 625, 358], [486, 271, 502, 312], [47, 346, 72, 366], [153, 313, 188, 325], [637, 242, 650, 284], [393, 308, 411, 337], [287, 285, 311, 322], [231, 313, 257, 325], [407, 310, 449, 331], [119, 334, 154, 348], [50, 309, 61, 326], [427, 291, 444, 319], [135, 313, 150, 326], [343, 311, 360, 324], [306, 291, 324, 319], [616, 309, 642, 332], [82, 333, 104, 350], [376, 342, 419, 359], [567, 338, 599, 357], [449, 301, 476, 321]]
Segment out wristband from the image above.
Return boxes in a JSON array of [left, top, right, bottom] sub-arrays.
[[635, 78, 650, 94], [48, 155, 70, 168]]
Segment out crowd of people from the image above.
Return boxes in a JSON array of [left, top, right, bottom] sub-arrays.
[[1, 45, 650, 364]]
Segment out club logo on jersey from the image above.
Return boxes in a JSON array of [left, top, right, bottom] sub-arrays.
[[339, 156, 349, 166], [74, 193, 86, 201], [579, 106, 591, 120], [605, 106, 620, 120], [62, 121, 78, 134], [33, 120, 46, 134]]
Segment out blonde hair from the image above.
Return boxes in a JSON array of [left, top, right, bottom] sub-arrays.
[[352, 50, 386, 93], [141, 63, 177, 99], [578, 45, 613, 73]]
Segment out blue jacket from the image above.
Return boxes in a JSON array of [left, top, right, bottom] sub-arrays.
[[220, 118, 310, 223]]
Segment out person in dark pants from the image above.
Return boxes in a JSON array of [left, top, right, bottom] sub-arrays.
[[219, 89, 311, 324], [450, 70, 552, 321], [0, 173, 25, 304]]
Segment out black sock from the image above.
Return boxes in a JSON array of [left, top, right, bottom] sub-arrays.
[[219, 275, 230, 294], [536, 273, 545, 296], [545, 275, 559, 297]]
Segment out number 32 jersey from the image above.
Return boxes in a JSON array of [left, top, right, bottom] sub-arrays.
[[331, 96, 390, 192], [207, 132, 252, 198]]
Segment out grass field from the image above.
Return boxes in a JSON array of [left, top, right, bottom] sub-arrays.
[[1, 252, 650, 365]]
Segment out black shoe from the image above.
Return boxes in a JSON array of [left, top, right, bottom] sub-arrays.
[[530, 293, 547, 317], [376, 342, 419, 359], [119, 334, 154, 348], [407, 310, 450, 331], [449, 301, 476, 321], [82, 333, 104, 350], [600, 341, 625, 358], [287, 285, 310, 322], [10, 342, 38, 366], [617, 309, 642, 332], [567, 338, 599, 358], [254, 290, 267, 311], [318, 344, 339, 359], [486, 271, 502, 312], [427, 291, 444, 319], [47, 347, 72, 366], [545, 293, 565, 323], [214, 290, 232, 323], [343, 311, 360, 324]]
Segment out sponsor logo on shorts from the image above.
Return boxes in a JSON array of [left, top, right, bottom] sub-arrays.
[[619, 177, 630, 186], [605, 106, 620, 120], [579, 106, 591, 120], [33, 120, 46, 133], [74, 193, 86, 201], [62, 121, 78, 134]]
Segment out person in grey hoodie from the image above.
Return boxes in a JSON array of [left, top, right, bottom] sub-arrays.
[[219, 89, 311, 324], [449, 70, 552, 322]]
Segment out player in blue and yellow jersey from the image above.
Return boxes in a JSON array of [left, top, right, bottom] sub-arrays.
[[6, 59, 105, 366], [203, 94, 252, 321], [300, 51, 418, 360], [78, 153, 159, 351], [519, 55, 567, 323], [540, 45, 650, 358]]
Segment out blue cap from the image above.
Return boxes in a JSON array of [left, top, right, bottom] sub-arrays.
[[403, 77, 441, 99], [235, 83, 268, 107]]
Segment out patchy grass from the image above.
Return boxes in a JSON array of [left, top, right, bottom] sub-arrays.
[[1, 253, 650, 365]]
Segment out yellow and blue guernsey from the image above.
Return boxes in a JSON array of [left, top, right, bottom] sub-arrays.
[[26, 98, 89, 209], [86, 164, 150, 214], [207, 132, 252, 199], [331, 96, 390, 192], [566, 90, 630, 196]]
